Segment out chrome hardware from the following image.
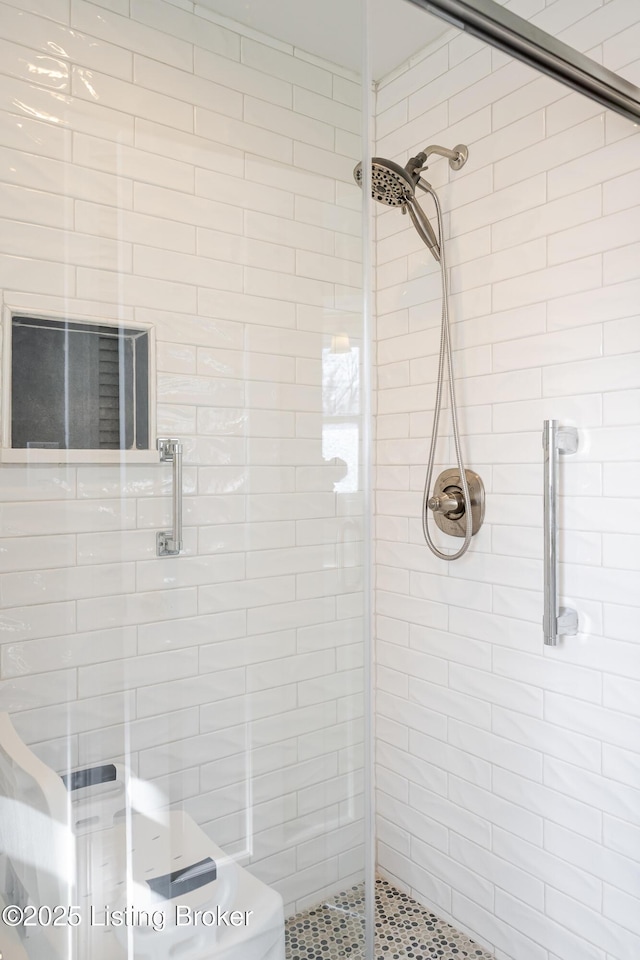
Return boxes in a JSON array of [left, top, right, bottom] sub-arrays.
[[543, 420, 579, 646], [157, 438, 183, 557], [428, 491, 465, 516], [428, 468, 485, 538], [410, 0, 640, 126], [407, 143, 469, 175], [448, 144, 468, 170]]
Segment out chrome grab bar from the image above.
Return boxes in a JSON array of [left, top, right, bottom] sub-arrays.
[[157, 438, 183, 557], [543, 420, 578, 645]]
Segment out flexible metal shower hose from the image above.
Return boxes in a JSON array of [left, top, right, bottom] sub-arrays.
[[420, 183, 473, 561]]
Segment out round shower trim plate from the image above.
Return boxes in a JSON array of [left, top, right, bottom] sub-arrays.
[[449, 144, 469, 170], [429, 467, 485, 538]]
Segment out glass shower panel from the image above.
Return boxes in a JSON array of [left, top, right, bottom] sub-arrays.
[[0, 0, 371, 958]]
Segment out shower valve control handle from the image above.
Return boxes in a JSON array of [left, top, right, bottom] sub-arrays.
[[428, 491, 465, 516]]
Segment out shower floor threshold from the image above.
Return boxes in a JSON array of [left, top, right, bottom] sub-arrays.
[[285, 876, 493, 959]]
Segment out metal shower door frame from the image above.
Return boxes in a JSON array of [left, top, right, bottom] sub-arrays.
[[404, 0, 640, 124]]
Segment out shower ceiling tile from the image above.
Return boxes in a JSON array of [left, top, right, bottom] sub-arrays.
[[198, 0, 449, 80]]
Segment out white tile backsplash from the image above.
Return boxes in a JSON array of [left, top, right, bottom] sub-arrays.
[[375, 1, 640, 955]]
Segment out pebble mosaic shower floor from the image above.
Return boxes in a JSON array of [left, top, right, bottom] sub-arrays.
[[285, 877, 493, 959]]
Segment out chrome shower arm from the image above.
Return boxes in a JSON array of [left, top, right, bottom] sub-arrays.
[[422, 144, 460, 162], [410, 144, 469, 173]]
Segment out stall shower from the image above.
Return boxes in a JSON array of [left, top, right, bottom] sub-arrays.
[[0, 0, 639, 959]]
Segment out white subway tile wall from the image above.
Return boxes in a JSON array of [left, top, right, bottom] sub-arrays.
[[0, 0, 365, 915], [374, 0, 640, 957]]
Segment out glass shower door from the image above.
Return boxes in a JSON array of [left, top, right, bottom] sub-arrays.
[[0, 0, 371, 956]]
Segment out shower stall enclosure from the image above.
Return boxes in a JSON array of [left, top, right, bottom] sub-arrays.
[[0, 0, 639, 959]]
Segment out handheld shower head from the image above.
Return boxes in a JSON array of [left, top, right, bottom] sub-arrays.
[[353, 156, 441, 261], [353, 144, 468, 263], [354, 156, 415, 207]]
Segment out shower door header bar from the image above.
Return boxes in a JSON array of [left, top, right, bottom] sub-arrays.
[[405, 0, 640, 124]]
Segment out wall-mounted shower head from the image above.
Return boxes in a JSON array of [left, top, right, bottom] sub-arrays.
[[354, 156, 415, 207], [353, 144, 469, 263], [354, 156, 441, 260]]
